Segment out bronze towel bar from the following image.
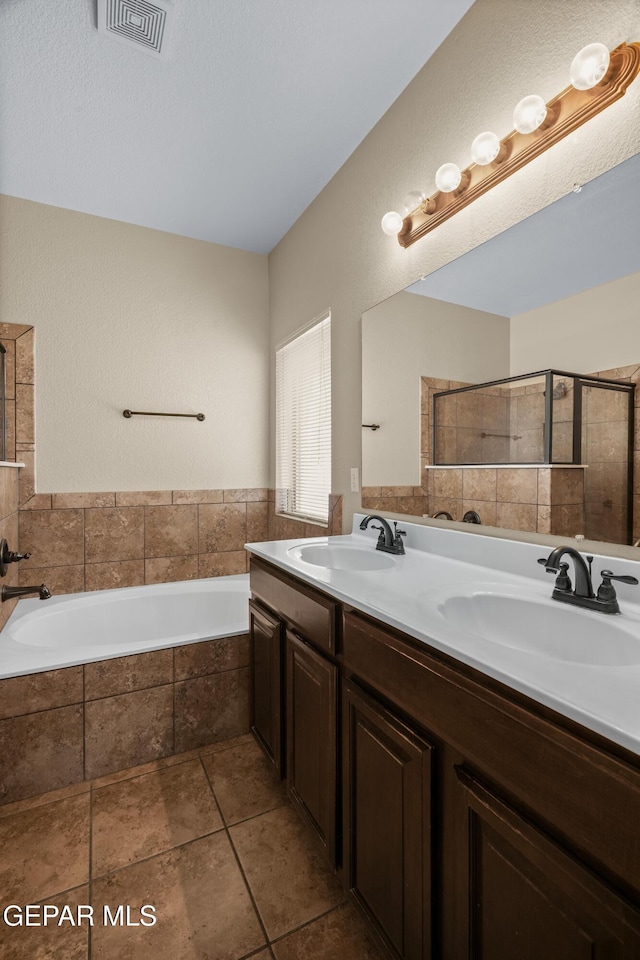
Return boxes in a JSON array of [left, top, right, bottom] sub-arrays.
[[123, 409, 205, 421]]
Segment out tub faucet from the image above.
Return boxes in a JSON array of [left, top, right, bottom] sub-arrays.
[[1, 584, 51, 602], [359, 515, 406, 555]]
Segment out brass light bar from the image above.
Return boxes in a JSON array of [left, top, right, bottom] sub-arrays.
[[397, 42, 640, 249]]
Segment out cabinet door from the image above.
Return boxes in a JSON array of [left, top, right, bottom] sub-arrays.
[[249, 600, 284, 777], [286, 630, 338, 865], [451, 766, 640, 960], [343, 680, 434, 960]]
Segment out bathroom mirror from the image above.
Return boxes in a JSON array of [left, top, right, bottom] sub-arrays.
[[362, 152, 640, 547]]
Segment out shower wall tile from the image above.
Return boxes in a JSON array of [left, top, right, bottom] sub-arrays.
[[0, 667, 83, 720], [145, 554, 199, 584], [15, 328, 34, 384], [84, 507, 144, 563], [0, 466, 19, 519], [5, 400, 16, 460], [84, 559, 145, 592], [463, 499, 497, 527], [20, 562, 85, 595], [3, 340, 16, 399], [495, 501, 537, 533], [144, 504, 198, 558], [19, 508, 84, 566], [15, 383, 34, 444], [20, 493, 51, 510], [84, 649, 173, 701], [463, 468, 497, 502], [496, 468, 537, 504], [17, 448, 34, 504], [84, 685, 174, 779]]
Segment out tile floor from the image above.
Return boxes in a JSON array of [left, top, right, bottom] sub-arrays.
[[0, 733, 383, 959]]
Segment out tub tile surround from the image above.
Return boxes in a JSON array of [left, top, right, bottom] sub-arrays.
[[0, 635, 250, 804], [16, 489, 343, 595], [0, 734, 381, 960]]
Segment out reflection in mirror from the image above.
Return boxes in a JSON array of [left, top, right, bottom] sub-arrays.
[[362, 154, 640, 547]]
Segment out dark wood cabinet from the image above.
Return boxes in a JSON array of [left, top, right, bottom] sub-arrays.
[[450, 766, 640, 959], [248, 557, 640, 959], [249, 599, 284, 776], [342, 680, 434, 960], [286, 630, 338, 865]]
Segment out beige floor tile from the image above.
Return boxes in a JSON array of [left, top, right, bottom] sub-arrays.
[[272, 903, 383, 960], [0, 794, 89, 902], [229, 806, 344, 940], [0, 780, 90, 820], [92, 759, 223, 876], [202, 738, 286, 825], [91, 833, 265, 960], [0, 885, 90, 960]]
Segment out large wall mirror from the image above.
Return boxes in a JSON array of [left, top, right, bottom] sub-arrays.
[[362, 153, 640, 548]]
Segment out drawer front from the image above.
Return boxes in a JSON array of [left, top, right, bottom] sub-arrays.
[[250, 558, 338, 654]]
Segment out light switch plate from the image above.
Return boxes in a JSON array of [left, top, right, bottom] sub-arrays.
[[350, 467, 360, 493]]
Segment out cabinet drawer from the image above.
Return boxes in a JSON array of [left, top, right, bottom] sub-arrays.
[[250, 558, 338, 654]]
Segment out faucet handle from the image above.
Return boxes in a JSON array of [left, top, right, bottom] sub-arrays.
[[393, 523, 406, 538], [597, 570, 639, 602]]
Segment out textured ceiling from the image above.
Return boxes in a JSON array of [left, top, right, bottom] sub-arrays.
[[406, 153, 640, 316], [0, 0, 474, 254]]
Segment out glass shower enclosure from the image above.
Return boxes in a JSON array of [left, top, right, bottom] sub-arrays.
[[432, 369, 635, 544]]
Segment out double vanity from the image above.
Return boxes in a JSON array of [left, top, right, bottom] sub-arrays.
[[247, 516, 640, 959]]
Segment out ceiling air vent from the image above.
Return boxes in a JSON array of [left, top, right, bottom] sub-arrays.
[[97, 0, 174, 59]]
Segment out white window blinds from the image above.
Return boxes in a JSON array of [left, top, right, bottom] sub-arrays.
[[275, 314, 331, 525]]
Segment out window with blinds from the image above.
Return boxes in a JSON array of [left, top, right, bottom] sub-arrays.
[[275, 314, 331, 525]]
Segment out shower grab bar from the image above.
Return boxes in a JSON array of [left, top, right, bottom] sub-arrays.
[[123, 409, 205, 421], [480, 432, 522, 440]]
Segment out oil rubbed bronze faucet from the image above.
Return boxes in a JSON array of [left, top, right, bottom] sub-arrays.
[[1, 584, 51, 602], [359, 515, 406, 555], [539, 545, 638, 615]]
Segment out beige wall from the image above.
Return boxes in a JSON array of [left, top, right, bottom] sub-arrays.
[[362, 291, 509, 486], [268, 0, 640, 529], [510, 271, 640, 375], [0, 196, 269, 492]]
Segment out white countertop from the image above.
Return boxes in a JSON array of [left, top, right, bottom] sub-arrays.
[[246, 515, 640, 758]]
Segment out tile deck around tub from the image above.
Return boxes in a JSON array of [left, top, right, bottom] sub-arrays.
[[0, 733, 384, 960]]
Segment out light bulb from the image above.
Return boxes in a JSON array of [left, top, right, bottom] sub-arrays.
[[380, 211, 403, 236], [435, 163, 462, 193], [570, 42, 610, 90], [513, 95, 547, 134], [403, 190, 426, 214], [470, 131, 501, 165]]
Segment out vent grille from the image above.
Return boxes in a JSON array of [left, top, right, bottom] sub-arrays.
[[97, 0, 174, 58]]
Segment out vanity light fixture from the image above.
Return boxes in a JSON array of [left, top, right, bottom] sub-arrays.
[[381, 41, 640, 248]]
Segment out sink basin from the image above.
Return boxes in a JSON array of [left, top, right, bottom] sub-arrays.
[[435, 587, 640, 666], [288, 543, 396, 572]]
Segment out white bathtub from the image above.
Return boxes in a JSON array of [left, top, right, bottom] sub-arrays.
[[0, 574, 250, 679]]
